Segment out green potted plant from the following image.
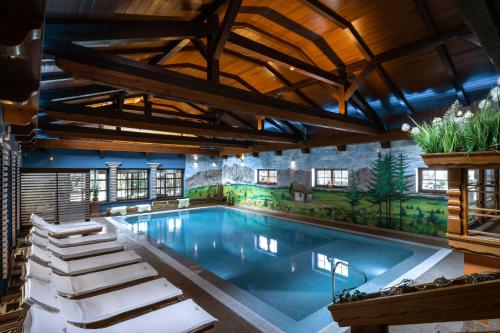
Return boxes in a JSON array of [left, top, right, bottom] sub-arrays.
[[401, 82, 500, 168], [91, 186, 99, 202]]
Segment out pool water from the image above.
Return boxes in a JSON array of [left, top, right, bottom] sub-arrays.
[[121, 207, 415, 321]]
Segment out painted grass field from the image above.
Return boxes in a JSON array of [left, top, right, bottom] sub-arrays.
[[187, 184, 448, 237]]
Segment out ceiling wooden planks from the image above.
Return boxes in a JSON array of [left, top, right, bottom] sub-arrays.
[[24, 0, 496, 154]]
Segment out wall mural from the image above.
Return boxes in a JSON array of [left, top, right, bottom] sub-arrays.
[[185, 141, 448, 237]]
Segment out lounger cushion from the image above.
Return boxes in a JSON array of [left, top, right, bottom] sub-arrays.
[[50, 250, 142, 276], [31, 214, 103, 236], [27, 233, 49, 248], [24, 304, 66, 333], [25, 259, 52, 283], [23, 279, 60, 312], [31, 227, 48, 238], [26, 299, 217, 333], [59, 278, 182, 325], [49, 233, 118, 248], [53, 262, 158, 297], [26, 245, 52, 265], [25, 260, 158, 297], [47, 241, 124, 260], [65, 299, 217, 333]]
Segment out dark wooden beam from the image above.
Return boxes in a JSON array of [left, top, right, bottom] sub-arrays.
[[40, 123, 253, 148], [220, 130, 410, 155], [40, 84, 123, 105], [228, 32, 342, 85], [163, 63, 259, 92], [416, 0, 469, 105], [45, 40, 378, 134], [122, 104, 210, 122], [37, 138, 214, 155], [45, 19, 209, 43], [43, 103, 299, 143], [265, 25, 470, 96], [300, 0, 415, 115], [211, 0, 242, 60], [264, 62, 322, 109], [454, 0, 500, 71], [149, 0, 228, 65]]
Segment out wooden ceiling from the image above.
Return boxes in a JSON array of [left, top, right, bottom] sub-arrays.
[[5, 0, 499, 155]]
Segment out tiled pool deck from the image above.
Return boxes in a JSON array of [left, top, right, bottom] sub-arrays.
[[102, 206, 498, 333]]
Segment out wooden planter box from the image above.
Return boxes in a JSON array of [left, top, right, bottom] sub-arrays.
[[421, 151, 500, 168], [328, 278, 500, 330]]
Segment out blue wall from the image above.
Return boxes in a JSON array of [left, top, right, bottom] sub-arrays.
[[22, 149, 185, 169], [22, 148, 187, 212]]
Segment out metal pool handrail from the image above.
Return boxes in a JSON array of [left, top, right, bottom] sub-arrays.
[[331, 259, 368, 301]]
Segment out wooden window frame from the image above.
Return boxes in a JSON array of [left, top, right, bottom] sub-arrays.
[[257, 169, 277, 185], [315, 169, 349, 188], [117, 169, 149, 201], [157, 169, 184, 199], [418, 168, 448, 194]]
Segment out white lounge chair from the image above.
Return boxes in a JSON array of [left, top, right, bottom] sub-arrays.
[[24, 300, 217, 333], [25, 259, 158, 297], [23, 277, 182, 325], [27, 234, 124, 260], [26, 245, 142, 275], [30, 214, 103, 237], [30, 227, 118, 247]]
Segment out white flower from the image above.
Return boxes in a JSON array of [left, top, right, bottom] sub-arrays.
[[401, 123, 411, 132], [464, 110, 473, 119], [432, 117, 442, 125], [497, 76, 500, 86], [454, 117, 466, 124], [479, 99, 491, 110], [490, 86, 500, 103], [411, 127, 420, 135], [456, 110, 463, 117]]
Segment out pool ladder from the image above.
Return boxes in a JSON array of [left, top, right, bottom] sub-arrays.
[[331, 259, 368, 301]]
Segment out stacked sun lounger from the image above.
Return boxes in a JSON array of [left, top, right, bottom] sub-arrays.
[[20, 214, 217, 333]]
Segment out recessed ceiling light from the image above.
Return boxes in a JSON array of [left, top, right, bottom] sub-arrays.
[[289, 66, 295, 71]]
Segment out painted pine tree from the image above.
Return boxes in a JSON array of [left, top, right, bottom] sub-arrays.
[[347, 170, 361, 223], [393, 152, 411, 230], [382, 152, 395, 228], [368, 153, 386, 227]]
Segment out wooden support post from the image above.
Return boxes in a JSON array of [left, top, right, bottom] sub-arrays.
[[337, 144, 347, 151], [257, 115, 264, 130], [338, 85, 346, 115], [275, 150, 282, 156], [447, 168, 468, 235], [301, 148, 310, 154], [380, 141, 391, 149], [350, 325, 388, 333]]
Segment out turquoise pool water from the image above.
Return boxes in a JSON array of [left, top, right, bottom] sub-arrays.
[[121, 207, 417, 323]]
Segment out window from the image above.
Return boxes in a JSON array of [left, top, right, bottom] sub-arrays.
[[117, 169, 149, 201], [419, 168, 448, 193], [257, 235, 278, 254], [315, 169, 349, 187], [90, 170, 107, 202], [314, 254, 349, 277], [157, 169, 183, 198], [258, 169, 277, 184], [69, 173, 88, 202], [316, 253, 331, 272], [333, 258, 349, 277]]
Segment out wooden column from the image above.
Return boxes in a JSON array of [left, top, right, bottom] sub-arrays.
[[447, 168, 468, 236]]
